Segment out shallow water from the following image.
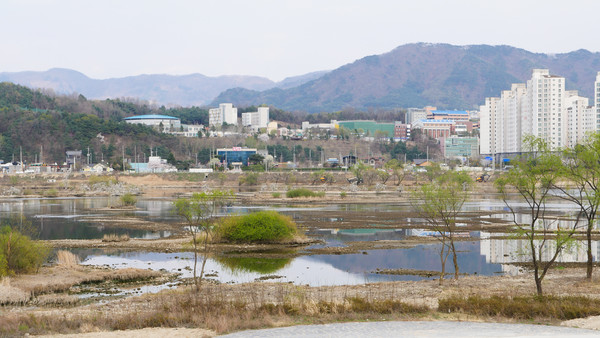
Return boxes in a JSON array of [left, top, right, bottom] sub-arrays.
[[3, 195, 597, 298]]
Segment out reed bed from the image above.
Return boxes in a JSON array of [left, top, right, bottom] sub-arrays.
[[102, 234, 131, 242]]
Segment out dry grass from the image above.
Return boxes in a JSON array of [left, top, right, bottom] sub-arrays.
[[56, 250, 79, 267], [102, 234, 131, 242], [438, 295, 600, 321], [0, 283, 430, 336], [9, 266, 161, 296], [0, 277, 30, 305]]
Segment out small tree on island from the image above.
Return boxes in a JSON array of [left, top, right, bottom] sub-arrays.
[[495, 136, 581, 296], [173, 190, 233, 290], [412, 171, 471, 284]]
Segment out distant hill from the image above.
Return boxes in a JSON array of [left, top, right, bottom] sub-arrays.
[[0, 68, 280, 107], [4, 44, 600, 112], [213, 43, 600, 112]]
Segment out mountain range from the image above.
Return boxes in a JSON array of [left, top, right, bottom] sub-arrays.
[[214, 43, 600, 112], [0, 68, 327, 107], [2, 43, 600, 112]]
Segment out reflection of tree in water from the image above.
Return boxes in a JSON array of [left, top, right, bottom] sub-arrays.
[[30, 218, 149, 240], [216, 256, 292, 274]]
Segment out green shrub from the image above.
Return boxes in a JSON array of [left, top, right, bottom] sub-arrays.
[[45, 188, 58, 197], [89, 175, 117, 185], [272, 192, 281, 198], [340, 191, 347, 199], [120, 193, 137, 206], [286, 188, 323, 198], [217, 211, 298, 243], [0, 226, 50, 276]]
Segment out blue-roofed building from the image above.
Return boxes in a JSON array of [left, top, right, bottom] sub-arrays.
[[124, 114, 181, 132], [427, 110, 470, 122]]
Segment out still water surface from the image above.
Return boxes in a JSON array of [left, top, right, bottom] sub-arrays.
[[0, 196, 595, 291]]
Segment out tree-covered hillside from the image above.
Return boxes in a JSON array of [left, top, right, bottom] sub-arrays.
[[0, 82, 209, 166]]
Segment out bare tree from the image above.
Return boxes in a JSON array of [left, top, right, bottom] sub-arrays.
[[552, 132, 600, 280], [496, 136, 580, 295], [412, 171, 471, 284], [173, 190, 232, 290]]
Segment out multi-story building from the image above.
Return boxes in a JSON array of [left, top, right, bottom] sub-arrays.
[[394, 122, 411, 140], [596, 72, 600, 130], [480, 69, 599, 156], [480, 97, 499, 155], [123, 114, 181, 132], [442, 136, 479, 159], [209, 103, 238, 126], [216, 147, 257, 166], [427, 110, 470, 122], [565, 91, 594, 147], [412, 119, 455, 138], [406, 106, 436, 124], [301, 120, 338, 131], [527, 69, 566, 149], [241, 107, 269, 130]]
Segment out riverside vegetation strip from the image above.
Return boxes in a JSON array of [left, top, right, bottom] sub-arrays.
[[4, 172, 600, 335]]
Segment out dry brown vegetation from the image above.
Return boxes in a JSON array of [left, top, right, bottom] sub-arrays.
[[56, 250, 79, 267], [0, 265, 162, 306], [0, 283, 430, 336], [4, 267, 600, 336], [102, 234, 131, 242]]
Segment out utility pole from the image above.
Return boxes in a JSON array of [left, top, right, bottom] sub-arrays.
[[122, 145, 125, 172]]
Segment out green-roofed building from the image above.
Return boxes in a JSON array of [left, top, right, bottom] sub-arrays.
[[337, 120, 395, 138]]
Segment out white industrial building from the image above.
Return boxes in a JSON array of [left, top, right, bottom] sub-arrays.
[[209, 103, 238, 126], [301, 120, 338, 131], [241, 107, 269, 130], [480, 69, 599, 156], [123, 114, 181, 132]]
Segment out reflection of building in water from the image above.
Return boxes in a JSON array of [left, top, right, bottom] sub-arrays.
[[480, 230, 599, 270]]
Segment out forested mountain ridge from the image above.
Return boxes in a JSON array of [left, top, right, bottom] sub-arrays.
[[214, 43, 600, 112], [0, 82, 207, 166]]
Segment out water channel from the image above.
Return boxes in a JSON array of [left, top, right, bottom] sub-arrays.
[[0, 196, 596, 295]]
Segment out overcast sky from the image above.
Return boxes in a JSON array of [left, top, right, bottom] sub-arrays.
[[1, 0, 598, 81]]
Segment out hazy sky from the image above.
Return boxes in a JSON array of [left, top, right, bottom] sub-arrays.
[[1, 0, 598, 81]]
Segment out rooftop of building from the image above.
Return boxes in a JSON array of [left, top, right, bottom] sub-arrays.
[[123, 114, 179, 120], [416, 119, 455, 123], [431, 110, 468, 115]]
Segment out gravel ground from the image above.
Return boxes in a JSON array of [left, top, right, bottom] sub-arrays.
[[221, 321, 600, 338]]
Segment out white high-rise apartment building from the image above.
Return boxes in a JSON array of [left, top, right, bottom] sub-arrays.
[[595, 72, 600, 130], [480, 69, 600, 155], [480, 97, 498, 155], [209, 103, 238, 126], [241, 107, 269, 130], [527, 69, 566, 149], [565, 91, 594, 147]]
